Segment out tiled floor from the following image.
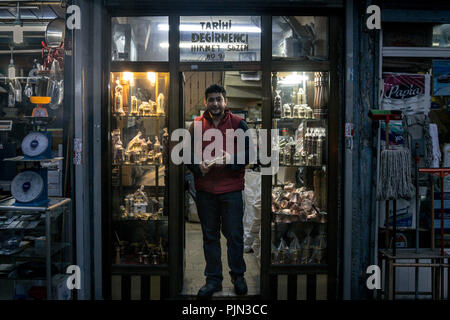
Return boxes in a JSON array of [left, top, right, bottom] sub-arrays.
[[182, 222, 261, 297]]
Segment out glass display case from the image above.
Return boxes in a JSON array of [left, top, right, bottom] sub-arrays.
[[110, 71, 169, 266], [270, 71, 328, 266], [0, 198, 72, 300]]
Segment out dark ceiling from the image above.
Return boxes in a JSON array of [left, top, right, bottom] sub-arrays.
[[0, 1, 66, 52]]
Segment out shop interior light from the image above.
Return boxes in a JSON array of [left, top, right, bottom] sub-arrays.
[[278, 72, 309, 85], [123, 72, 134, 85], [157, 24, 261, 33], [147, 72, 156, 84]]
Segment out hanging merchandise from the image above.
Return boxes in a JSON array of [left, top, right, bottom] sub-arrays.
[[382, 73, 431, 115], [24, 79, 33, 99], [13, 79, 22, 103], [8, 48, 15, 79], [48, 79, 63, 110], [429, 124, 441, 168], [376, 148, 415, 201], [8, 82, 15, 108]]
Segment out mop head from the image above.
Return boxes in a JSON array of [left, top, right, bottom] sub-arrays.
[[376, 148, 415, 201]]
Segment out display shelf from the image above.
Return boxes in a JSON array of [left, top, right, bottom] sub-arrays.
[[379, 226, 429, 232], [0, 197, 72, 299], [277, 164, 326, 169], [274, 117, 319, 122], [0, 197, 70, 211], [379, 248, 450, 259], [2, 272, 69, 282], [112, 113, 166, 118], [3, 156, 64, 162], [0, 243, 71, 259], [112, 185, 165, 192], [113, 163, 165, 167], [113, 216, 166, 222]]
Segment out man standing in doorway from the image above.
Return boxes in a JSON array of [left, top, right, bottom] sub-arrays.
[[187, 84, 250, 299]]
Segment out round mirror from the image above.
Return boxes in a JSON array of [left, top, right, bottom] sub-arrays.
[[45, 18, 65, 48]]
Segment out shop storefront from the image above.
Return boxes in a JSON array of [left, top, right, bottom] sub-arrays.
[[6, 0, 449, 302], [99, 0, 344, 300]]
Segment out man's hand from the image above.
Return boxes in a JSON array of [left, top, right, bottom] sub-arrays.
[[222, 150, 232, 164], [199, 161, 210, 175]]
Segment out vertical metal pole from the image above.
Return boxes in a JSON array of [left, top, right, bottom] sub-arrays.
[[343, 0, 354, 300], [392, 198, 396, 301], [260, 14, 272, 300], [385, 119, 390, 248], [72, 0, 93, 300], [441, 173, 444, 257], [440, 173, 445, 299], [168, 14, 181, 298], [46, 208, 51, 300], [92, 0, 105, 299], [415, 159, 419, 299], [431, 183, 435, 250]]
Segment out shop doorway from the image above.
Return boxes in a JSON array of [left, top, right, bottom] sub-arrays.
[[182, 71, 262, 297]]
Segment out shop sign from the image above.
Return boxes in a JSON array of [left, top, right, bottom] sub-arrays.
[[180, 16, 261, 62], [382, 73, 431, 115]]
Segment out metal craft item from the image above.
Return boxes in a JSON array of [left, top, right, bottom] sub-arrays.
[[293, 104, 301, 118], [45, 18, 65, 48], [290, 249, 301, 264], [130, 96, 139, 115], [156, 93, 165, 115], [282, 104, 292, 118], [274, 90, 282, 118]]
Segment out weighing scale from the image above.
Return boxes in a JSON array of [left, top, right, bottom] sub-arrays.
[[4, 97, 62, 207]]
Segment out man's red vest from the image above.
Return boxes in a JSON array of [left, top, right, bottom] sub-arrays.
[[193, 109, 245, 194]]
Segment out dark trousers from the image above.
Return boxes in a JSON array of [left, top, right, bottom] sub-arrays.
[[196, 190, 246, 285]]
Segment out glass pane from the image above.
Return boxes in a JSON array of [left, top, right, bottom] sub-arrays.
[[271, 71, 328, 266], [180, 16, 261, 62], [111, 17, 168, 61], [272, 16, 328, 60], [110, 72, 169, 265], [433, 24, 450, 47], [383, 23, 450, 48]]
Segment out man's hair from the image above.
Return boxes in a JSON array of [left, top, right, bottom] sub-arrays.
[[205, 84, 226, 100]]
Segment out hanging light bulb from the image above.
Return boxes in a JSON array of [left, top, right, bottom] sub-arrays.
[[147, 72, 156, 85]]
